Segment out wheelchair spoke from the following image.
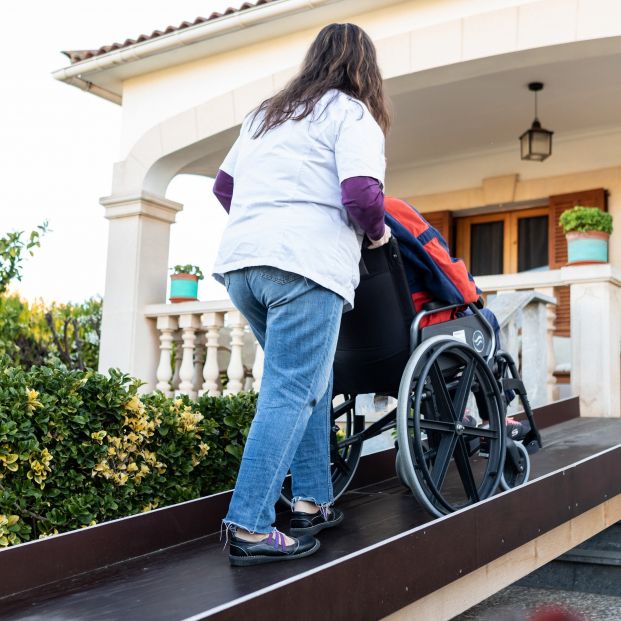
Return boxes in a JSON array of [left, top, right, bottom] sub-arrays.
[[453, 437, 480, 502], [332, 451, 352, 477], [429, 362, 457, 422], [430, 434, 458, 489], [462, 426, 499, 439], [452, 359, 476, 421], [419, 419, 456, 434]]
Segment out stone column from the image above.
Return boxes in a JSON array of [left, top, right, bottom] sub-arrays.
[[568, 269, 621, 417], [98, 193, 183, 390]]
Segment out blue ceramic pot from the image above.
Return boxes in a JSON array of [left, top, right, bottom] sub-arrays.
[[170, 274, 199, 302], [566, 231, 609, 264]]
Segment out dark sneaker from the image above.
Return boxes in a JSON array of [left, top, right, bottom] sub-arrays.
[[290, 507, 344, 537], [229, 529, 319, 567], [479, 417, 531, 457]]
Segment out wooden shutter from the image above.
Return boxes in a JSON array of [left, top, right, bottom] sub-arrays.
[[553, 286, 571, 337], [548, 188, 607, 338], [548, 188, 608, 269], [423, 210, 454, 251]]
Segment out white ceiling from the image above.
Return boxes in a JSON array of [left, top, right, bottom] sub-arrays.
[[385, 50, 621, 168], [179, 43, 621, 180]]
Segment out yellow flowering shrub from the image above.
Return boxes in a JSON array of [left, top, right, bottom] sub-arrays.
[[0, 360, 256, 546]]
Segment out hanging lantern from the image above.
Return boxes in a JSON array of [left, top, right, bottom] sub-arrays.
[[519, 82, 553, 161]]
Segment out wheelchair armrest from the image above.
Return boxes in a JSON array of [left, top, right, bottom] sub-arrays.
[[422, 300, 446, 312], [421, 301, 463, 313]]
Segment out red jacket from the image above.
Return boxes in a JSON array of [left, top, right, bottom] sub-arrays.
[[384, 196, 479, 327]]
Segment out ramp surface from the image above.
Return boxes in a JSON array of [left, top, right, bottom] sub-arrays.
[[1, 416, 620, 621]]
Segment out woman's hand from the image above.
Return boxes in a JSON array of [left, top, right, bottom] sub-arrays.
[[367, 225, 391, 249]]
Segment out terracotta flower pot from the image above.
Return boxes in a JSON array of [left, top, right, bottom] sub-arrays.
[[170, 273, 199, 303], [566, 230, 609, 265]]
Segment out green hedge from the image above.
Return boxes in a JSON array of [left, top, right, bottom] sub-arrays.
[[0, 361, 255, 546]]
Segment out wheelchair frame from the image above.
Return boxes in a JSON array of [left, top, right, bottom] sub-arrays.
[[281, 240, 542, 518]]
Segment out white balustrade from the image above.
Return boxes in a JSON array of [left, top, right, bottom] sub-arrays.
[[146, 300, 256, 398], [145, 265, 621, 417], [147, 293, 558, 405]]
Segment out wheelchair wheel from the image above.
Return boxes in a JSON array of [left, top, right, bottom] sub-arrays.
[[395, 447, 409, 488], [499, 440, 530, 491], [280, 394, 364, 506], [397, 335, 506, 517]]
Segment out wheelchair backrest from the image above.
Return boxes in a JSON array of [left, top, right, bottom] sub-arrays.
[[333, 238, 414, 395]]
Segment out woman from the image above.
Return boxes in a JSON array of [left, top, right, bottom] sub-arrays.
[[212, 23, 391, 566]]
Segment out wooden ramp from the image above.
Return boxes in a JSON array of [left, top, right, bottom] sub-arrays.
[[1, 398, 620, 621]]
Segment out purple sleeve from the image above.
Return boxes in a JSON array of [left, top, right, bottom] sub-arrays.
[[213, 169, 234, 213], [341, 176, 386, 240]]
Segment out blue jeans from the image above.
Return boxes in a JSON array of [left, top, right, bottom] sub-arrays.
[[222, 266, 344, 533]]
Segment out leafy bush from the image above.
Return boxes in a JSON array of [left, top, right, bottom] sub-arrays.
[[0, 361, 255, 546], [0, 223, 47, 294], [0, 295, 101, 371], [559, 206, 613, 235]]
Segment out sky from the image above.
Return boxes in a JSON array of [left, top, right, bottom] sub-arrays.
[[1, 1, 242, 304]]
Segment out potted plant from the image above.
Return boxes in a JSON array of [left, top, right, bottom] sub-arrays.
[[559, 206, 613, 265], [169, 264, 204, 303]]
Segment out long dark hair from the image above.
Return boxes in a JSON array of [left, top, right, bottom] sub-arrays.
[[250, 23, 390, 137]]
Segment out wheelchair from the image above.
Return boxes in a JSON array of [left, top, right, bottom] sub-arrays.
[[282, 238, 542, 518]]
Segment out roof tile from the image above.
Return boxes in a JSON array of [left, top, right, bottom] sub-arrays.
[[61, 0, 277, 64]]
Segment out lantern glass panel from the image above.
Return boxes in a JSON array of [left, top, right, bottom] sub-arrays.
[[520, 133, 530, 159], [531, 130, 551, 157]]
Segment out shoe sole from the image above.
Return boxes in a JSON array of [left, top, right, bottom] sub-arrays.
[[229, 540, 320, 567], [289, 512, 345, 537]]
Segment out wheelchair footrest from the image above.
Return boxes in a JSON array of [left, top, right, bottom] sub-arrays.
[[523, 431, 542, 454]]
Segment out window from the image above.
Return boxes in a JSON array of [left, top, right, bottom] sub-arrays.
[[456, 207, 549, 276]]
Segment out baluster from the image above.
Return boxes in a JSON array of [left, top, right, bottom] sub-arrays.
[[177, 314, 200, 398], [225, 310, 247, 395], [200, 312, 224, 396], [252, 343, 264, 392], [538, 287, 559, 403], [171, 332, 183, 392], [193, 332, 206, 394], [155, 316, 178, 396]]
